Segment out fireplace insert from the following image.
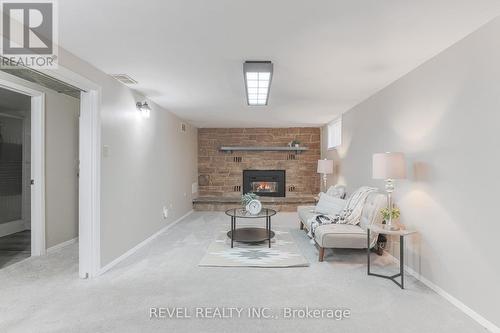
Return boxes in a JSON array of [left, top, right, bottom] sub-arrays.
[[243, 170, 286, 197]]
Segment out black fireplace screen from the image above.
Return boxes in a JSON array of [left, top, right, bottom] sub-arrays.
[[243, 170, 285, 197]]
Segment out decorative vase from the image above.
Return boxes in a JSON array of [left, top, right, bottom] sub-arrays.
[[383, 218, 400, 230], [245, 199, 262, 215]]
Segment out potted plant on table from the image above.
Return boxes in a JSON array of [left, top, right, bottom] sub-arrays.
[[375, 206, 401, 255], [380, 206, 401, 226], [288, 139, 301, 148]]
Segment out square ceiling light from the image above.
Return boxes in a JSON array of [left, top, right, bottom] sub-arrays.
[[243, 61, 273, 106]]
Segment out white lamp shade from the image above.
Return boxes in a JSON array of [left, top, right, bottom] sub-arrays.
[[317, 159, 334, 174], [372, 152, 406, 179]]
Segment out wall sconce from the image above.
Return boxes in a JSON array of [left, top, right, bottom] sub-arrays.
[[136, 101, 151, 118]]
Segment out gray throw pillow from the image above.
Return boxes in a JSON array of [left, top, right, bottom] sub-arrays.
[[326, 185, 346, 198]]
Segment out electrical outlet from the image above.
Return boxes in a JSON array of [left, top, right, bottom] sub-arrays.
[[191, 182, 198, 194], [162, 206, 168, 219], [102, 145, 110, 157]]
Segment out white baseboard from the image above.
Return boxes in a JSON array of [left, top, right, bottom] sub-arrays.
[[98, 210, 194, 276], [47, 237, 78, 253], [0, 220, 27, 237], [384, 251, 499, 333]]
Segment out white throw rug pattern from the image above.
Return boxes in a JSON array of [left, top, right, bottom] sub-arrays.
[[199, 229, 309, 268]]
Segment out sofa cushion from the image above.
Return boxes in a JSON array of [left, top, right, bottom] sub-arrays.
[[297, 205, 316, 229], [326, 185, 346, 198], [358, 192, 387, 231], [314, 224, 367, 249], [314, 193, 347, 215]]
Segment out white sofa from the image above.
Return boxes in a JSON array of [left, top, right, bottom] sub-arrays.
[[298, 192, 387, 261]]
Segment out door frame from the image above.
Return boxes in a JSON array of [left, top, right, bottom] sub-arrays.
[[0, 65, 102, 278], [0, 78, 45, 256], [40, 66, 101, 278]]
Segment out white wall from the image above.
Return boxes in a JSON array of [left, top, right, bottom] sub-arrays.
[[45, 92, 79, 248], [1, 48, 198, 267], [57, 49, 198, 267], [321, 17, 500, 329]]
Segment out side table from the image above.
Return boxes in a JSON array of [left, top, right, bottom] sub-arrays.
[[367, 224, 417, 289]]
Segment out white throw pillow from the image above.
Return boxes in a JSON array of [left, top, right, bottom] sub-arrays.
[[326, 185, 346, 198], [314, 192, 347, 215]]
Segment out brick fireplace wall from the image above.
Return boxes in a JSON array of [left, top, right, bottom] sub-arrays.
[[198, 128, 321, 197]]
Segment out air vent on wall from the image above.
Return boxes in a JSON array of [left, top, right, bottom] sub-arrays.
[[110, 74, 138, 85]]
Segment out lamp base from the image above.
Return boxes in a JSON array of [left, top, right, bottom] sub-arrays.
[[384, 179, 399, 231]]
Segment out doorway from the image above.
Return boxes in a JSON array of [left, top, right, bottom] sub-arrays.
[[0, 64, 101, 278], [0, 88, 31, 267], [0, 83, 81, 269]]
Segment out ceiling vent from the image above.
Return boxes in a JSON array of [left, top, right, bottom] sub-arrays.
[[110, 74, 138, 85]]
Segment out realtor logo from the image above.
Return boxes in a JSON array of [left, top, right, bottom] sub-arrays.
[[1, 0, 58, 68]]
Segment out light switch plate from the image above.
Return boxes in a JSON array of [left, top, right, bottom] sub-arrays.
[[102, 145, 110, 157]]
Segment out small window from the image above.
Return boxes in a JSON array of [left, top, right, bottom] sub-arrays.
[[327, 117, 342, 149]]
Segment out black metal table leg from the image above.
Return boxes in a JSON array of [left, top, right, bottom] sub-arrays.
[[367, 229, 371, 275], [367, 228, 405, 289], [268, 216, 271, 248], [400, 235, 404, 289], [231, 216, 234, 248]]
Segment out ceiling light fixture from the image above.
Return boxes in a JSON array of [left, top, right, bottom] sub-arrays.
[[243, 61, 273, 106], [136, 101, 151, 118]]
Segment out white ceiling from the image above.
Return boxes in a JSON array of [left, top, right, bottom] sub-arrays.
[[58, 0, 500, 127]]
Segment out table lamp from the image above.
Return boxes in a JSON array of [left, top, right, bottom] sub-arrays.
[[372, 152, 406, 230], [317, 159, 334, 192]]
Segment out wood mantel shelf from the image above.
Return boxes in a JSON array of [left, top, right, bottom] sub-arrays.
[[219, 146, 308, 153]]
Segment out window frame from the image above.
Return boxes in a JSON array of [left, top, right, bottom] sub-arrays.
[[327, 116, 342, 150]]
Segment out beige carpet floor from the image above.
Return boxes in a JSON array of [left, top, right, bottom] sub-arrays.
[[0, 212, 488, 333]]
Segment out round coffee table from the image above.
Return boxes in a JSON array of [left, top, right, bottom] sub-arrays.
[[225, 208, 277, 248]]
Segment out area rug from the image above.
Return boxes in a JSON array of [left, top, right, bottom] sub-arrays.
[[199, 229, 309, 268]]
